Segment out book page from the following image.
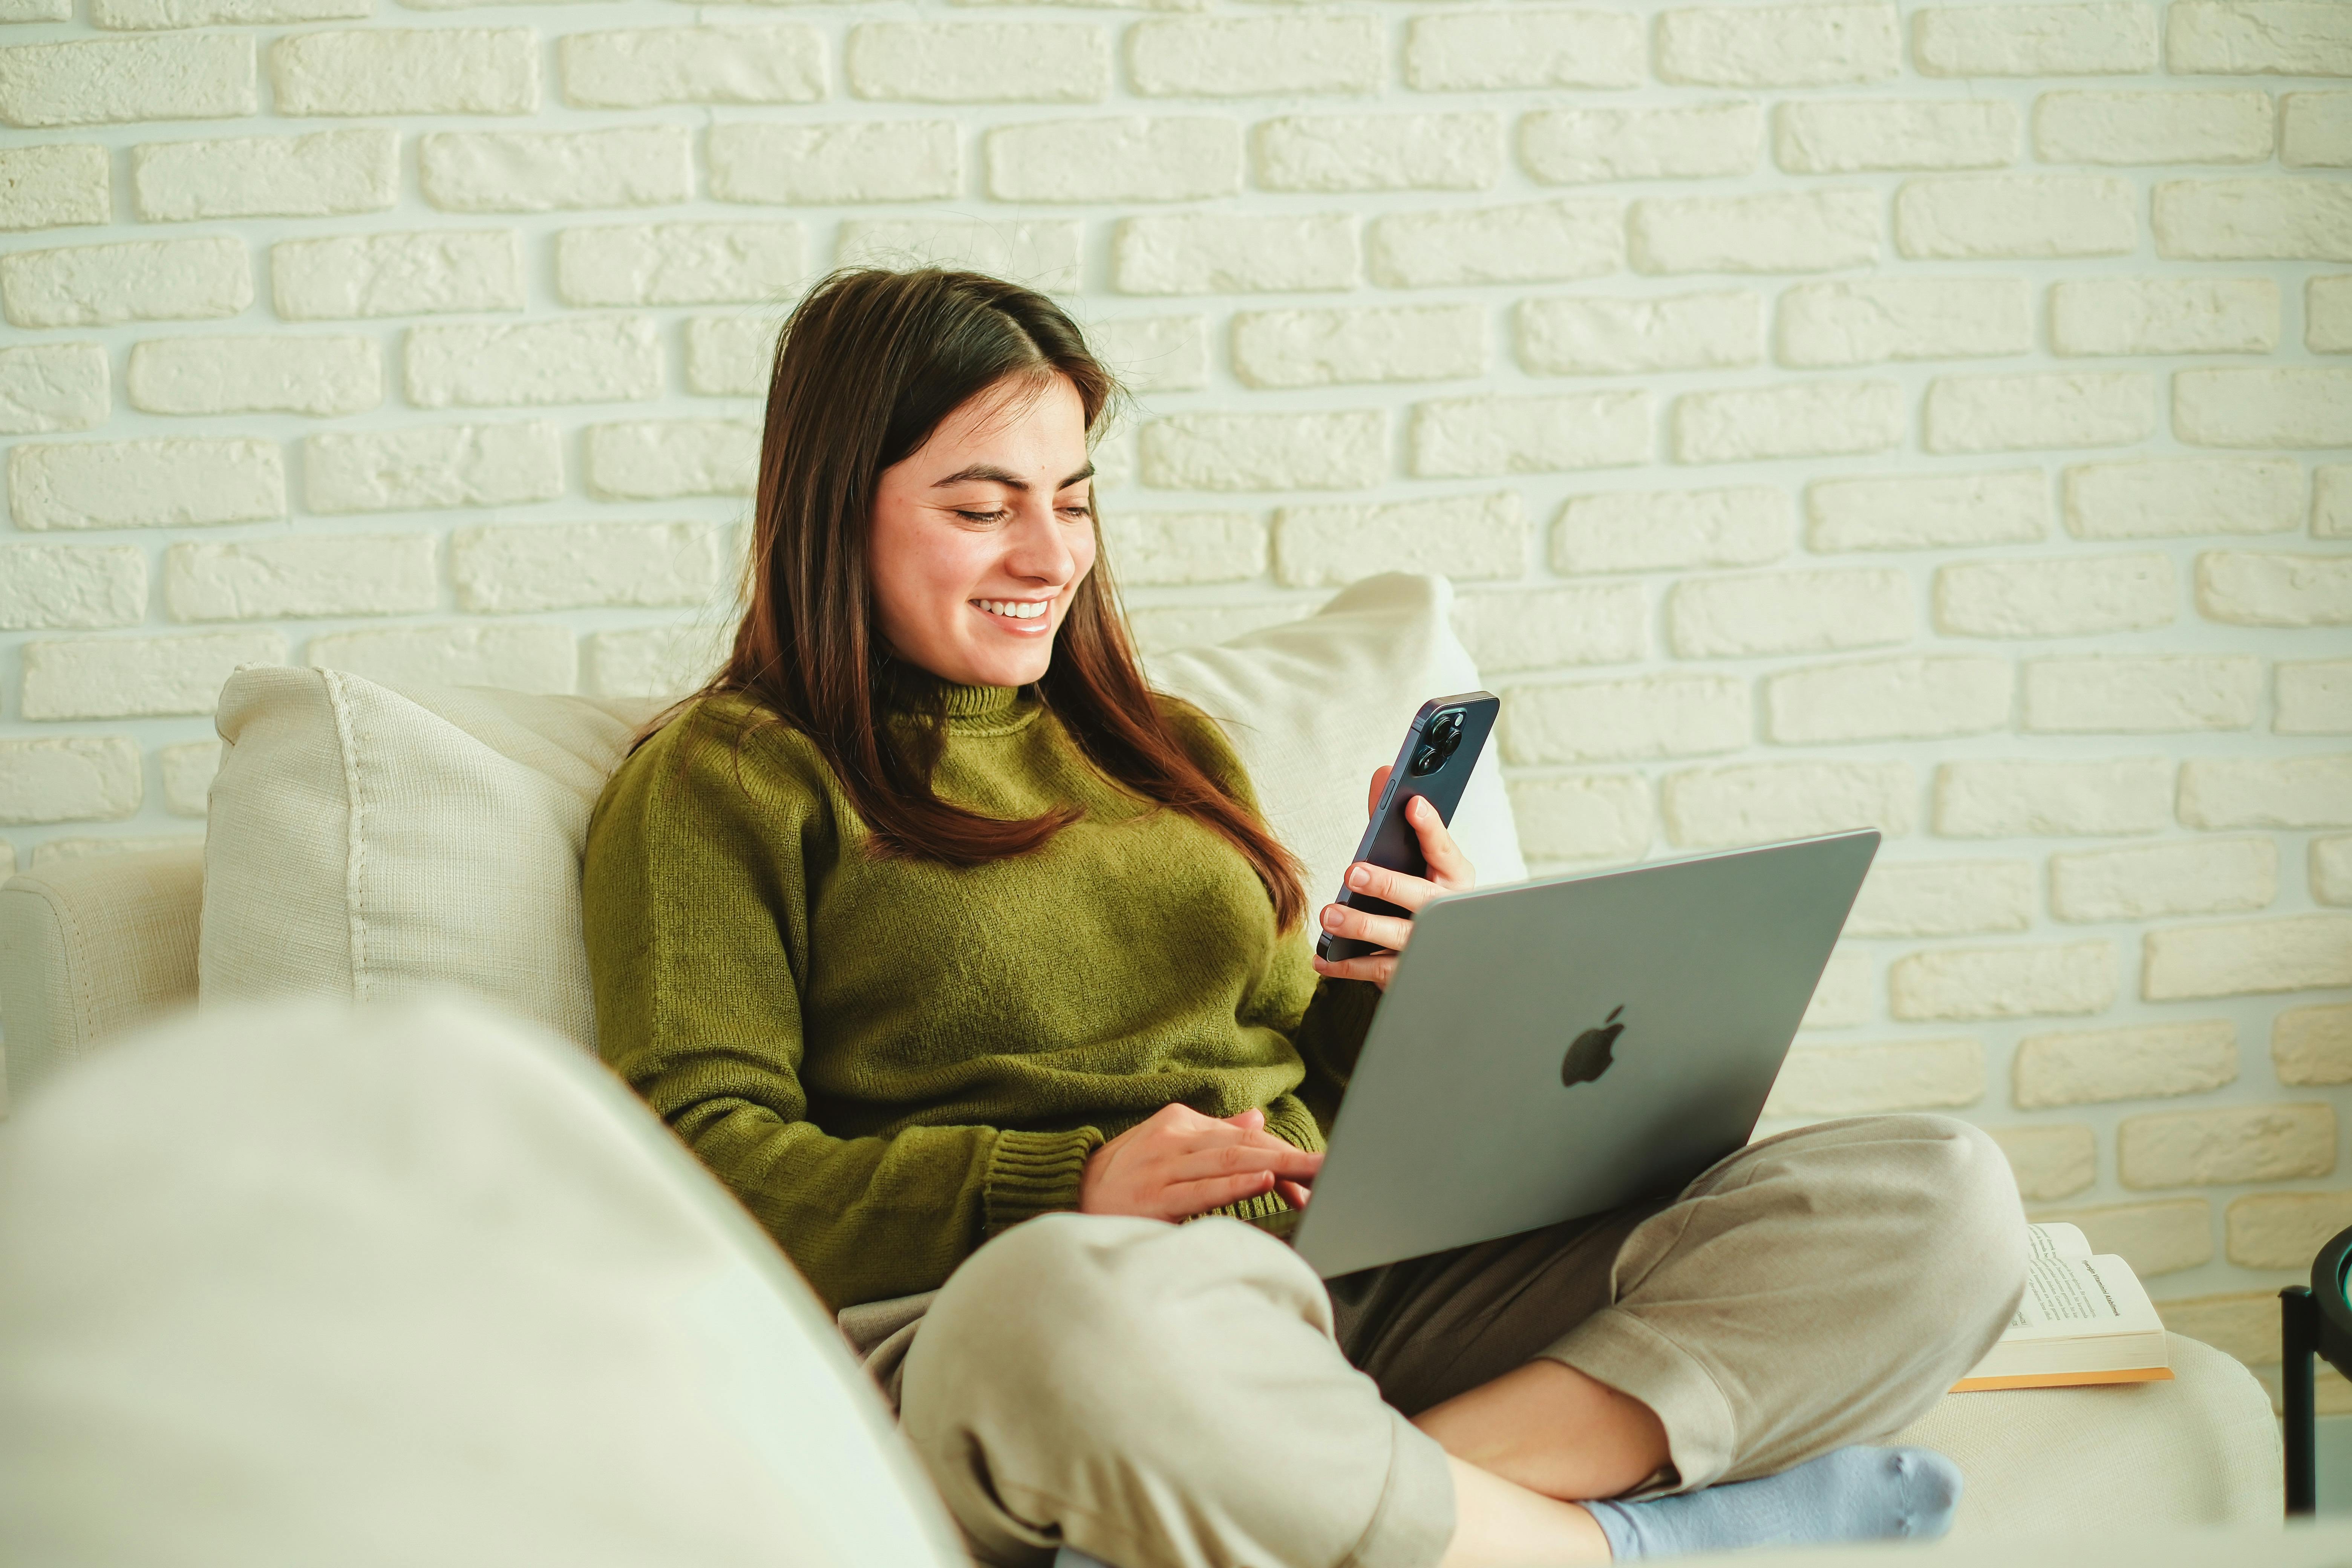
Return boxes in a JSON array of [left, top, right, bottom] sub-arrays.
[[2026, 1222, 2092, 1263], [2004, 1253, 2160, 1340]]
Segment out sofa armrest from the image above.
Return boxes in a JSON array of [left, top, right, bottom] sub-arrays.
[[0, 844, 205, 1108]]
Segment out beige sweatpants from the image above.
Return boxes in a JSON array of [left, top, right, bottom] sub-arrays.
[[892, 1113, 2028, 1568]]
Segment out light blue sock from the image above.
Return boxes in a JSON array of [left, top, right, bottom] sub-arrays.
[[1583, 1446, 1962, 1561]]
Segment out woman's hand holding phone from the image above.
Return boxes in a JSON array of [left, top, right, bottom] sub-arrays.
[[1311, 763, 1479, 992]]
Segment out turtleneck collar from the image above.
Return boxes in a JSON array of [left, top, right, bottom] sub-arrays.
[[878, 661, 1036, 735]]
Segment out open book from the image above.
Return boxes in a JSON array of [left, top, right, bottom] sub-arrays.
[[1951, 1222, 2173, 1392]]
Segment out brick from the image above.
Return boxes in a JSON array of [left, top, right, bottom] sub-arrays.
[[1521, 102, 1761, 184], [2313, 276, 2352, 352], [1914, 2, 2159, 75], [1089, 316, 1206, 395], [681, 317, 776, 400], [0, 738, 141, 825], [0, 342, 107, 435], [131, 129, 392, 223], [2154, 1290, 2278, 1364], [582, 626, 724, 703], [2177, 368, 2352, 448], [1924, 371, 2154, 454], [1991, 1124, 2096, 1202], [2049, 278, 2280, 357], [584, 420, 758, 501], [986, 117, 1237, 205], [1553, 486, 1791, 574], [1766, 1038, 1983, 1117], [2277, 1004, 2352, 1086], [2024, 655, 2261, 733], [1891, 941, 2115, 1021], [1764, 656, 2012, 745], [846, 21, 1107, 102], [1657, 4, 1900, 86], [1807, 471, 2049, 554], [1100, 511, 1262, 587], [2283, 92, 2352, 166], [559, 26, 822, 109], [0, 35, 254, 128], [1127, 602, 1310, 657], [0, 545, 146, 631], [158, 740, 219, 818], [1369, 199, 1620, 288], [2063, 458, 2303, 541], [1233, 305, 1484, 390], [1896, 176, 2135, 259], [1257, 113, 1498, 193], [90, 0, 361, 23], [1801, 948, 1873, 1031], [2318, 837, 2352, 904], [554, 224, 802, 308], [1113, 213, 1352, 296], [2198, 551, 2352, 628], [2318, 465, 2352, 538], [2146, 914, 2352, 1000], [127, 334, 379, 418], [420, 127, 690, 214], [710, 123, 956, 207], [9, 438, 282, 531], [2154, 180, 2352, 261], [308, 624, 576, 696], [450, 522, 726, 614], [1517, 291, 1760, 377], [405, 318, 658, 411], [1672, 381, 1904, 464], [2037, 1199, 2210, 1277], [1274, 492, 1525, 589], [21, 630, 286, 720], [0, 0, 65, 18], [1403, 9, 1644, 92], [2038, 89, 2275, 168], [2280, 660, 2352, 735], [2167, 1, 2352, 74], [1500, 674, 1747, 765], [1630, 190, 1878, 274], [1933, 758, 2173, 838], [163, 534, 435, 622], [1773, 100, 2017, 174], [1661, 761, 1914, 849], [1848, 859, 2035, 938], [2228, 1191, 2352, 1271], [271, 29, 534, 117], [2051, 837, 2278, 922], [306, 422, 562, 514], [1508, 773, 1652, 866], [1140, 411, 1384, 494], [272, 230, 523, 320], [1668, 568, 1909, 660], [2123, 1103, 2335, 1188], [839, 221, 1081, 292], [1935, 553, 2173, 639], [2017, 1020, 2239, 1109], [1410, 392, 1650, 478], [2180, 756, 2352, 829], [1451, 584, 1646, 673], [2, 237, 248, 329], [1776, 279, 2030, 368], [0, 144, 109, 232]]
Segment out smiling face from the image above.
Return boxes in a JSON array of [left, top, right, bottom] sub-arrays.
[[866, 372, 1097, 691]]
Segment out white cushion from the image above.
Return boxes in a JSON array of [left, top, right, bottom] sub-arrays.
[[199, 573, 1523, 1044], [0, 995, 963, 1568]]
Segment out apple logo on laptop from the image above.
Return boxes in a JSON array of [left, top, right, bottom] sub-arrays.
[[1561, 1006, 1625, 1088]]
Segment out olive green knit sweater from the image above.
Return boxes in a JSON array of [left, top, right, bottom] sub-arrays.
[[581, 678, 1379, 1312]]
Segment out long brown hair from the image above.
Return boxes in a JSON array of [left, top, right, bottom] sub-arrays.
[[683, 267, 1305, 931]]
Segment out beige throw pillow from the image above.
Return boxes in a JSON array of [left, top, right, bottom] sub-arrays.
[[199, 572, 1524, 1045]]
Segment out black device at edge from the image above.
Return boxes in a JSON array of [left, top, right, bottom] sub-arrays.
[[1315, 691, 1501, 965]]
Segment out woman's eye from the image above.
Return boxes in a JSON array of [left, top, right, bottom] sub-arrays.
[[954, 508, 1009, 525], [1059, 504, 1093, 520]]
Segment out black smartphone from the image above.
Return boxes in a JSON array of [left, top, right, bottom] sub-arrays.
[[1315, 691, 1500, 965]]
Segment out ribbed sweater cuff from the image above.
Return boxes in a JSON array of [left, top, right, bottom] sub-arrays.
[[981, 1127, 1104, 1237]]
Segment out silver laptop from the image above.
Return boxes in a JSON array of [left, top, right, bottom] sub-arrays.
[[1290, 830, 1879, 1279]]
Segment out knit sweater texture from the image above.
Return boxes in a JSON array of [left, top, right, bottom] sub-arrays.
[[582, 677, 1380, 1311]]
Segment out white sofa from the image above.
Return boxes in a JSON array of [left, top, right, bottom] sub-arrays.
[[0, 574, 2286, 1554]]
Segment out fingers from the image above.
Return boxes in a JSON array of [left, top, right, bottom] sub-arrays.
[[1406, 793, 1477, 890], [1312, 949, 1398, 990], [1321, 894, 1415, 951], [1367, 764, 1392, 821], [1339, 859, 1441, 915]]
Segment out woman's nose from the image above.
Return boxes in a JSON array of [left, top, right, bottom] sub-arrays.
[[1003, 500, 1077, 584]]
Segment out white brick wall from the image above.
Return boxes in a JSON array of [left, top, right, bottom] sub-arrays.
[[0, 0, 2347, 1324]]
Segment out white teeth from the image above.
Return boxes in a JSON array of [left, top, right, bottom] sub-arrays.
[[978, 599, 1048, 620]]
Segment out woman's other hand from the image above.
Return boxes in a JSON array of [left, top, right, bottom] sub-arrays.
[[1078, 1104, 1322, 1220], [1311, 764, 1478, 991]]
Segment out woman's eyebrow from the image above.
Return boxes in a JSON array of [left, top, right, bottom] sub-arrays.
[[931, 462, 1097, 490]]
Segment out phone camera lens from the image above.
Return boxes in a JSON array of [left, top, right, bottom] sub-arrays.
[[1410, 711, 1465, 776]]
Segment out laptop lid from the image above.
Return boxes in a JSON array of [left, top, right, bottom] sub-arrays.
[[1290, 830, 1879, 1280]]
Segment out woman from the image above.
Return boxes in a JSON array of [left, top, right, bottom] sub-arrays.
[[583, 268, 2028, 1568]]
